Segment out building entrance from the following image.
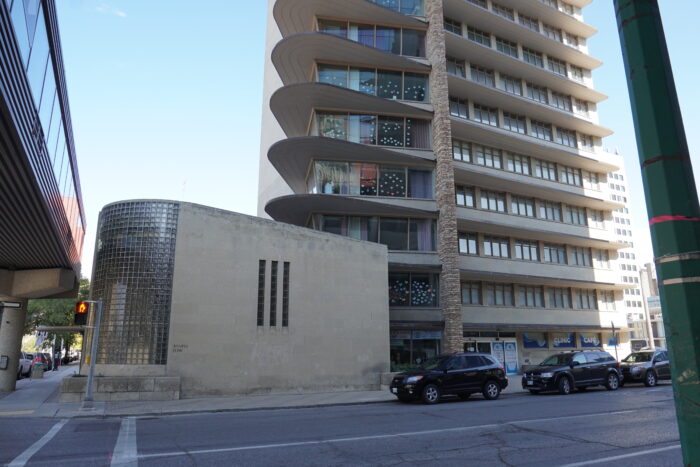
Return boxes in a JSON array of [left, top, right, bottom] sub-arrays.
[[464, 339, 519, 375]]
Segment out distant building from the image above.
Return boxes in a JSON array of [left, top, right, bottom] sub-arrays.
[[0, 0, 85, 392], [74, 200, 389, 399], [640, 263, 665, 349]]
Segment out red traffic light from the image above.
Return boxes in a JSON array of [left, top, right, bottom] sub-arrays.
[[75, 301, 89, 326]]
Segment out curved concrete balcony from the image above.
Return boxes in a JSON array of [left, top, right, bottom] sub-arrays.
[[450, 117, 621, 174], [458, 255, 622, 289], [272, 33, 430, 85], [459, 308, 627, 332], [455, 206, 624, 250], [452, 161, 623, 212], [273, 0, 426, 37], [266, 194, 437, 226], [447, 75, 612, 138], [269, 137, 434, 194], [444, 32, 605, 103], [271, 83, 433, 137], [485, 0, 597, 39], [443, 0, 601, 69]]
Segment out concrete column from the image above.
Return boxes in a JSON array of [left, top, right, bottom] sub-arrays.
[[0, 301, 28, 392], [426, 0, 463, 354]]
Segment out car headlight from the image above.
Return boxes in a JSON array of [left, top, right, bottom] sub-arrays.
[[540, 372, 554, 378], [406, 376, 424, 384], [631, 366, 641, 373]]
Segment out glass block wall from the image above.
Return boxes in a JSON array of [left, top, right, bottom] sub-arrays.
[[91, 201, 180, 365]]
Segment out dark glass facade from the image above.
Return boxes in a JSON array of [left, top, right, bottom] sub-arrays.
[[91, 201, 180, 365]]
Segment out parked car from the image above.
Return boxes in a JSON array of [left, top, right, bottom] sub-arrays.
[[522, 350, 621, 395], [389, 353, 508, 404], [619, 349, 671, 387], [41, 352, 54, 371], [17, 352, 32, 379]]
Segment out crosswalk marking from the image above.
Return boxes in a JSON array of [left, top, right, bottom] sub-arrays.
[[111, 417, 138, 466], [8, 419, 68, 467]]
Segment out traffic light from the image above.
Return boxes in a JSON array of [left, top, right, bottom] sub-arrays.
[[74, 301, 89, 326]]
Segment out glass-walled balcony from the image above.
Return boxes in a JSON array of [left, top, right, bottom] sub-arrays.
[[311, 214, 436, 252], [367, 0, 424, 16], [308, 161, 434, 199], [315, 113, 431, 149], [317, 64, 429, 102], [317, 19, 426, 58]]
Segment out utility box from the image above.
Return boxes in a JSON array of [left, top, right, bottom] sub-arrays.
[[31, 363, 44, 379]]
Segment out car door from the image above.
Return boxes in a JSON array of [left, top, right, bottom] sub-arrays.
[[570, 353, 590, 385], [654, 351, 671, 379], [587, 352, 608, 382], [441, 356, 466, 393], [462, 355, 486, 392]]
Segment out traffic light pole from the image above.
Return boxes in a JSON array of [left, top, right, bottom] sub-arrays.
[[614, 1, 700, 464], [82, 299, 103, 409]]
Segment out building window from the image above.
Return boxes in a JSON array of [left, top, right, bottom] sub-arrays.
[[467, 26, 491, 46], [317, 215, 435, 251], [503, 112, 526, 134], [540, 201, 562, 222], [551, 91, 572, 112], [317, 21, 426, 57], [480, 190, 507, 212], [522, 48, 544, 67], [468, 0, 487, 7], [576, 289, 598, 310], [535, 160, 557, 181], [462, 281, 481, 305], [541, 0, 558, 8], [470, 65, 495, 87], [367, 0, 425, 15], [544, 243, 567, 264], [499, 73, 522, 95], [492, 3, 515, 20], [506, 153, 531, 175], [519, 285, 544, 307], [315, 113, 430, 149], [483, 235, 510, 258], [444, 17, 461, 35], [600, 290, 615, 311], [459, 233, 479, 255], [527, 82, 549, 104], [519, 14, 539, 32], [473, 103, 499, 126], [570, 65, 585, 82], [571, 246, 592, 267], [542, 24, 562, 42], [282, 262, 290, 327], [573, 98, 589, 116], [531, 120, 553, 141], [486, 283, 514, 306], [566, 206, 587, 226], [389, 272, 439, 307], [447, 56, 466, 78], [549, 287, 572, 308], [578, 133, 594, 151], [557, 127, 577, 147], [593, 249, 610, 269], [559, 165, 581, 186], [270, 261, 278, 326], [548, 57, 567, 76], [456, 186, 475, 207], [511, 196, 535, 217], [474, 144, 502, 168], [496, 37, 518, 57], [257, 260, 266, 326], [514, 239, 539, 261], [449, 96, 469, 119], [589, 209, 605, 229], [453, 140, 471, 162]]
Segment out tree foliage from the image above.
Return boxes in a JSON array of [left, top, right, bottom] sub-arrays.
[[24, 278, 90, 349]]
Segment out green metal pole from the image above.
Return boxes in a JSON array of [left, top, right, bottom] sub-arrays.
[[614, 1, 700, 464]]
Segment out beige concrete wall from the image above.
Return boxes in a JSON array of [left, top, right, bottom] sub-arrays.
[[167, 204, 390, 397]]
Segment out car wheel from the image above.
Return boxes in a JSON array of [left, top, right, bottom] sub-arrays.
[[422, 384, 441, 404], [605, 373, 620, 391], [644, 371, 658, 387], [397, 395, 413, 403], [482, 380, 501, 400], [557, 376, 572, 395], [458, 393, 471, 400]]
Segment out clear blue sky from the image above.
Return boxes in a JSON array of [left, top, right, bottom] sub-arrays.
[[55, 1, 699, 276]]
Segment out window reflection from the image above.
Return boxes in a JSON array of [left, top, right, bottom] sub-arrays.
[[316, 112, 431, 149], [318, 19, 426, 58], [389, 272, 439, 307], [317, 64, 428, 102]]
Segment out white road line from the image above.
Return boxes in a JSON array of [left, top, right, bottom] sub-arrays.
[[137, 409, 639, 461], [557, 444, 681, 467], [111, 417, 138, 466], [8, 419, 69, 467]]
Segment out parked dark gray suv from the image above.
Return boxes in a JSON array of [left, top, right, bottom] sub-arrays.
[[522, 350, 621, 395], [620, 349, 671, 387]]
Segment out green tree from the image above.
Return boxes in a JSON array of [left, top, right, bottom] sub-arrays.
[[24, 278, 90, 351]]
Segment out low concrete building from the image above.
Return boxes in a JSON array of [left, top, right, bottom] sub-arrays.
[[70, 200, 389, 400]]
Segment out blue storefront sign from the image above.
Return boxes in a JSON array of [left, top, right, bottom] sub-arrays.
[[522, 332, 548, 349], [412, 331, 442, 340], [580, 333, 602, 348], [551, 332, 575, 348]]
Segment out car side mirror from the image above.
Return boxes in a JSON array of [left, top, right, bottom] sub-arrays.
[[570, 361, 579, 368]]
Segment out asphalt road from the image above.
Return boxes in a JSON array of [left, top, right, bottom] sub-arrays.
[[0, 383, 681, 466]]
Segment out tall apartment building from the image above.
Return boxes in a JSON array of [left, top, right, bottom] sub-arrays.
[[0, 0, 85, 391], [259, 0, 632, 373], [640, 262, 666, 349]]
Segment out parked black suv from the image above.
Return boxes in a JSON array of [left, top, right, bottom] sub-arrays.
[[522, 350, 621, 395], [619, 349, 671, 387], [390, 353, 508, 404]]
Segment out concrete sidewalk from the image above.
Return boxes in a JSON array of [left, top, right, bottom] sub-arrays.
[[1, 371, 526, 419]]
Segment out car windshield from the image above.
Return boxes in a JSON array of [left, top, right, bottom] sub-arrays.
[[419, 356, 451, 370], [539, 354, 572, 366], [623, 352, 653, 363]]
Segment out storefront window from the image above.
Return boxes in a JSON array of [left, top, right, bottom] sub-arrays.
[[522, 332, 548, 348], [390, 330, 440, 372]]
